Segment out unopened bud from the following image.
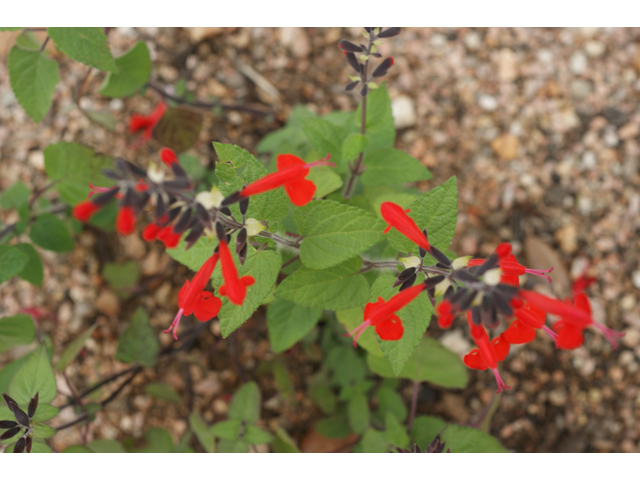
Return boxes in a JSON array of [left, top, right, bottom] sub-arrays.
[[399, 256, 421, 269], [245, 218, 266, 237]]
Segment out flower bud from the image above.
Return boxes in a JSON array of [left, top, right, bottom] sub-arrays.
[[399, 256, 421, 269], [451, 256, 471, 270], [483, 268, 503, 286]]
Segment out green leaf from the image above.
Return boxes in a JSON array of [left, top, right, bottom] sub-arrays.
[[275, 257, 370, 311], [387, 177, 458, 255], [0, 314, 35, 353], [228, 382, 261, 424], [273, 427, 300, 453], [55, 324, 96, 371], [213, 142, 256, 167], [218, 438, 249, 453], [82, 109, 117, 131], [370, 275, 433, 375], [0, 356, 29, 394], [342, 133, 370, 161], [29, 213, 74, 252], [440, 424, 508, 453], [15, 31, 41, 51], [367, 337, 468, 388], [102, 261, 140, 298], [385, 411, 409, 449], [44, 142, 114, 206], [32, 404, 59, 422], [153, 107, 202, 153], [376, 387, 408, 423], [63, 445, 93, 453], [137, 427, 174, 453], [410, 415, 446, 450], [32, 423, 56, 439], [305, 165, 343, 198], [267, 298, 322, 353], [211, 419, 241, 440], [301, 117, 348, 165], [145, 383, 181, 403], [87, 439, 126, 453], [189, 412, 215, 453], [294, 200, 385, 270], [244, 425, 273, 445], [115, 308, 159, 368], [8, 344, 57, 405], [358, 428, 389, 453], [0, 245, 28, 284], [14, 244, 43, 286], [0, 182, 29, 210], [216, 246, 282, 338], [308, 385, 336, 414], [336, 308, 383, 357], [99, 41, 151, 98], [362, 148, 432, 186], [316, 416, 350, 439], [46, 27, 117, 72], [347, 392, 370, 435], [7, 46, 60, 123], [166, 235, 217, 271]]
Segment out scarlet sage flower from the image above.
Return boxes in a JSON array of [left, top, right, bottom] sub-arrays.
[[116, 206, 136, 236], [502, 303, 558, 345], [345, 284, 425, 346], [224, 154, 335, 207], [464, 314, 511, 393], [164, 253, 221, 340], [468, 253, 554, 285], [129, 102, 166, 141], [217, 240, 255, 306], [380, 202, 430, 251], [519, 290, 624, 349]]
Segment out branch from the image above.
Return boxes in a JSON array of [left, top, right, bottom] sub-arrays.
[[146, 81, 273, 118]]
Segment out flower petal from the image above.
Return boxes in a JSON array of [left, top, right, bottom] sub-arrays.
[[284, 177, 316, 206], [463, 349, 488, 370]]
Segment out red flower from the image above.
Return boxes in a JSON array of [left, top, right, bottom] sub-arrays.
[[142, 222, 163, 242], [464, 314, 511, 393], [380, 202, 430, 251], [157, 226, 182, 249], [217, 240, 255, 305], [240, 154, 335, 207], [519, 290, 624, 349], [468, 252, 553, 285], [73, 201, 101, 222], [345, 284, 425, 346], [436, 300, 455, 329], [116, 206, 136, 236], [160, 148, 179, 167], [164, 253, 221, 340], [502, 303, 558, 345], [129, 102, 166, 141]]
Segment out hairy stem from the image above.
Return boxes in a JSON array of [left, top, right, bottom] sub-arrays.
[[407, 380, 420, 434]]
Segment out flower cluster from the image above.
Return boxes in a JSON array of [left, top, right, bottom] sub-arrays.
[[346, 201, 624, 393], [73, 145, 333, 339]]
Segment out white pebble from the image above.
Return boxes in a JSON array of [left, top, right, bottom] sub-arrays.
[[464, 31, 481, 51], [584, 40, 605, 58], [632, 271, 640, 289], [391, 95, 418, 129], [478, 94, 498, 112], [569, 51, 588, 75]]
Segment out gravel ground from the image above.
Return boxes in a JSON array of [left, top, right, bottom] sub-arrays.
[[1, 27, 640, 453]]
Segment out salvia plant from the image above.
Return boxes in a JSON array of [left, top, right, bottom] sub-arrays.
[[0, 27, 625, 453]]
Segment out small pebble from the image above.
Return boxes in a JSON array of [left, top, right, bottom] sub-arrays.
[[478, 94, 498, 111]]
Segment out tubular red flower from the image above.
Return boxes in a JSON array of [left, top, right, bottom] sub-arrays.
[[240, 154, 334, 207], [164, 253, 221, 340], [345, 284, 425, 346], [73, 201, 101, 222], [436, 300, 455, 329], [142, 223, 163, 242], [160, 148, 179, 167], [129, 102, 166, 139], [465, 313, 511, 393], [116, 206, 136, 236], [380, 202, 430, 251], [217, 240, 255, 306], [157, 226, 182, 249]]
